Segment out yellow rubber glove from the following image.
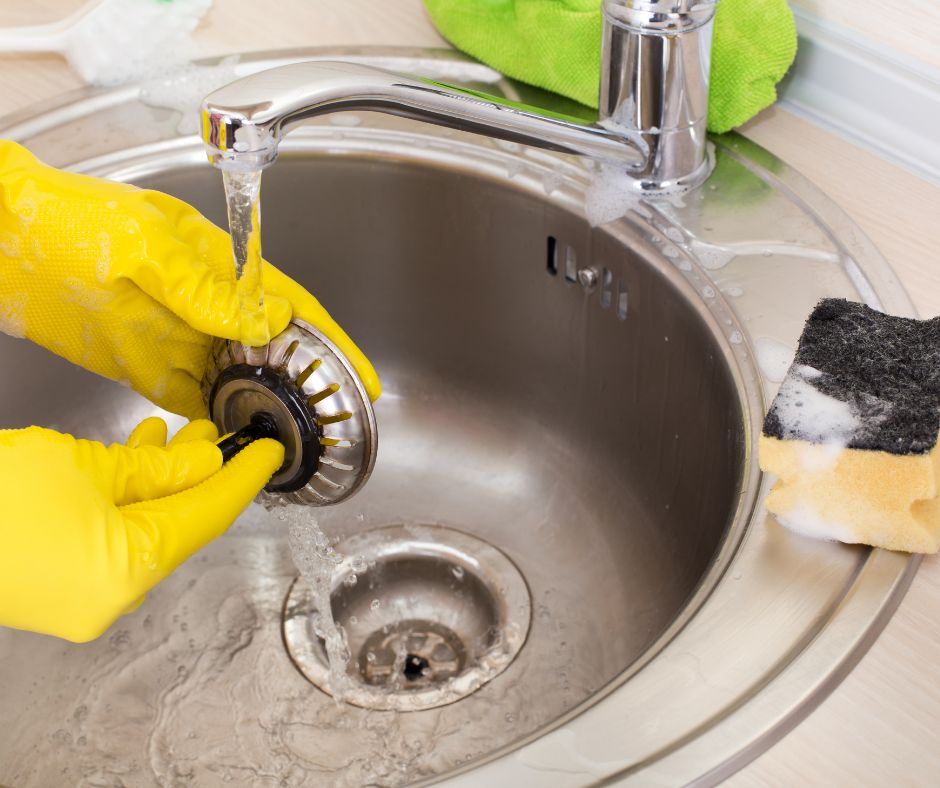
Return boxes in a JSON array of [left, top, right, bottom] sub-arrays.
[[0, 416, 284, 642], [0, 141, 380, 420]]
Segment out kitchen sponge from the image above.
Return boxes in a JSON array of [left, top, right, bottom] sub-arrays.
[[759, 299, 940, 553]]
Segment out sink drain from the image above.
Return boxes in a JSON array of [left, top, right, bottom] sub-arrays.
[[282, 524, 531, 711]]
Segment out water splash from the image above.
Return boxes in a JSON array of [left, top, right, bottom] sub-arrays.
[[270, 504, 354, 705]]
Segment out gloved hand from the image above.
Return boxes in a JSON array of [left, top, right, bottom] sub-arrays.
[[422, 0, 798, 134], [0, 141, 380, 421], [0, 416, 284, 642]]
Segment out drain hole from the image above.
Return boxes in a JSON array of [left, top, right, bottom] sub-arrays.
[[282, 524, 531, 711], [404, 654, 430, 681], [547, 236, 558, 275], [358, 618, 467, 688]]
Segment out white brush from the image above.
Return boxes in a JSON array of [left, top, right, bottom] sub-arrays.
[[0, 0, 213, 86]]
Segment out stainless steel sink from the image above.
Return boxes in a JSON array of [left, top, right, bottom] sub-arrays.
[[0, 48, 919, 788]]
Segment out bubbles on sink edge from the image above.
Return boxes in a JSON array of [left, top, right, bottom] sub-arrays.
[[583, 164, 653, 227]]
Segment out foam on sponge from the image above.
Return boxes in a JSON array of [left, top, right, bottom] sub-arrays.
[[759, 298, 940, 553]]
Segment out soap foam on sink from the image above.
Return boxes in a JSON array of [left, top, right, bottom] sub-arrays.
[[584, 165, 653, 227], [755, 337, 795, 383], [771, 497, 857, 544]]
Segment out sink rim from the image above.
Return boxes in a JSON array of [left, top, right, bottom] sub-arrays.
[[0, 46, 920, 788]]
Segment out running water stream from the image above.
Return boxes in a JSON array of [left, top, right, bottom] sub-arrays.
[[223, 173, 357, 701], [222, 170, 269, 363], [270, 504, 356, 704]]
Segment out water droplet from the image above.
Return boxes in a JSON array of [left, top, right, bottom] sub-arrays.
[[367, 651, 376, 663], [729, 331, 744, 344], [505, 713, 515, 722], [702, 286, 716, 298], [349, 616, 358, 625], [451, 566, 465, 580], [371, 599, 381, 611], [356, 513, 364, 522], [344, 574, 358, 587], [725, 286, 743, 297]]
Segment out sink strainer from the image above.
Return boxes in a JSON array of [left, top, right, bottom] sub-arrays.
[[202, 319, 377, 506], [282, 524, 531, 711]]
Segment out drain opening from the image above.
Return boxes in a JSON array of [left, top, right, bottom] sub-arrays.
[[547, 236, 558, 275], [403, 654, 430, 681], [283, 524, 531, 712]]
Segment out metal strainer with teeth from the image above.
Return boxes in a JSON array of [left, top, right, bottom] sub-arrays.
[[201, 319, 377, 506]]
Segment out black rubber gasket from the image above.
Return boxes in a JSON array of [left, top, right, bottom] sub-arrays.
[[209, 364, 321, 493]]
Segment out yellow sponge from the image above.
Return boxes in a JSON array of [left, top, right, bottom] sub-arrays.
[[759, 434, 940, 553], [759, 299, 940, 553]]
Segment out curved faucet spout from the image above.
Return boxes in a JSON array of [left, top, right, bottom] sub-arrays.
[[200, 60, 647, 174]]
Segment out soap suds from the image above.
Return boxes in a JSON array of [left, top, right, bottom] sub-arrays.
[[770, 365, 862, 447], [64, 0, 213, 86], [755, 337, 795, 383], [0, 294, 28, 339], [764, 299, 934, 455], [771, 497, 857, 544], [583, 165, 653, 227]]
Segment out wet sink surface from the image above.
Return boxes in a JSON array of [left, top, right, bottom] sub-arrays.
[[0, 150, 745, 788], [0, 48, 920, 788]]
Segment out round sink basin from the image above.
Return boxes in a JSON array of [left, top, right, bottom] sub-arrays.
[[0, 48, 919, 788]]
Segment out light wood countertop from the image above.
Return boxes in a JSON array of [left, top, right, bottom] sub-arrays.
[[3, 2, 940, 785]]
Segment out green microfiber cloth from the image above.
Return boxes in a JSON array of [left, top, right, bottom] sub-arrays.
[[422, 0, 797, 134]]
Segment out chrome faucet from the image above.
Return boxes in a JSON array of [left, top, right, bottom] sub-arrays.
[[201, 0, 717, 194]]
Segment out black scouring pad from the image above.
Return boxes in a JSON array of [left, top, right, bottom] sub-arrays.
[[762, 298, 940, 455]]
